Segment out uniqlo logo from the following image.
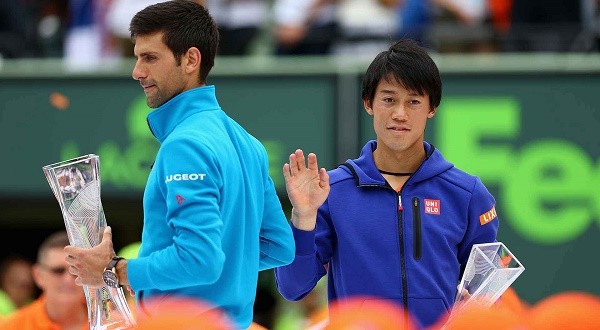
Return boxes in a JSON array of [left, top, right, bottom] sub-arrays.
[[424, 199, 440, 215]]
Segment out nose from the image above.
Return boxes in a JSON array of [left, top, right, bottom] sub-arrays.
[[391, 105, 408, 120], [132, 60, 145, 81]]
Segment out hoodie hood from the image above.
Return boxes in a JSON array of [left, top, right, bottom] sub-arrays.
[[343, 140, 454, 187]]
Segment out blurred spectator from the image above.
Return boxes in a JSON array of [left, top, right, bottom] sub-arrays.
[[397, 0, 493, 52], [205, 0, 268, 56], [503, 0, 584, 52], [581, 0, 600, 51], [0, 255, 35, 317], [430, 0, 495, 52], [332, 0, 398, 56], [272, 0, 340, 55], [33, 0, 69, 58], [63, 0, 120, 71], [104, 0, 164, 57], [0, 231, 87, 330], [395, 0, 432, 48], [487, 0, 512, 35], [0, 0, 36, 58]]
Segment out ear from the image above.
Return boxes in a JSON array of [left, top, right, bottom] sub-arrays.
[[183, 47, 201, 75], [427, 107, 437, 118], [31, 264, 45, 290], [363, 99, 373, 116]]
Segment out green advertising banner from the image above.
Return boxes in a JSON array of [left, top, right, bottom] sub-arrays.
[[0, 75, 335, 197]]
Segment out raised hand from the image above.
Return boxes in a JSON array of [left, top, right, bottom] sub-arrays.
[[283, 149, 330, 231]]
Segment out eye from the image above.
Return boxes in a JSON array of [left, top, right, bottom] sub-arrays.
[[142, 54, 157, 62], [408, 99, 421, 105], [383, 97, 394, 103]]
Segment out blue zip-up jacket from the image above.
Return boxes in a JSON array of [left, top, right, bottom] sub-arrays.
[[275, 140, 498, 328], [127, 86, 295, 329]]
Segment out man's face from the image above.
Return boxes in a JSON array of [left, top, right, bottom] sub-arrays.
[[33, 248, 84, 305], [2, 260, 34, 307], [364, 77, 435, 155], [132, 32, 188, 108]]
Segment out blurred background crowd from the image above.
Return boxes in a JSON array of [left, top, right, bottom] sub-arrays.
[[1, 0, 599, 65]]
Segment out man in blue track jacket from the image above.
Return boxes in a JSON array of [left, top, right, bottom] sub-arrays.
[[64, 1, 295, 329], [275, 39, 499, 328]]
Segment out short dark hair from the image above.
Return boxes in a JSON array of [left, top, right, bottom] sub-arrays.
[[361, 39, 442, 109], [129, 0, 219, 84], [0, 255, 31, 285], [37, 231, 70, 263]]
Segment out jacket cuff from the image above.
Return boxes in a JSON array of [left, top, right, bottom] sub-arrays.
[[291, 225, 316, 256]]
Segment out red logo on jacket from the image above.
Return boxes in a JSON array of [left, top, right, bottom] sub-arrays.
[[176, 194, 185, 205], [424, 199, 440, 215]]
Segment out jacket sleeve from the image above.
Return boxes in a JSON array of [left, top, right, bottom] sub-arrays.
[[128, 137, 226, 290], [274, 202, 333, 301], [457, 177, 500, 270], [258, 172, 295, 271]]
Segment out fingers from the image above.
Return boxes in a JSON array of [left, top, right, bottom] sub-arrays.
[[68, 265, 78, 276], [307, 153, 318, 171], [102, 226, 112, 244], [288, 149, 306, 176], [285, 149, 325, 176], [282, 163, 291, 181], [64, 245, 81, 257], [319, 168, 330, 188]]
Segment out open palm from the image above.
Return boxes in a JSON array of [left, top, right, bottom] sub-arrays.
[[283, 150, 330, 230]]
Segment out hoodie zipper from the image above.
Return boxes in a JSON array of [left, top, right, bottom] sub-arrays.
[[412, 197, 422, 260], [396, 192, 408, 311]]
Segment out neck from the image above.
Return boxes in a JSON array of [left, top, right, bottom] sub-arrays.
[[373, 141, 425, 175], [46, 300, 87, 328], [378, 169, 413, 176]]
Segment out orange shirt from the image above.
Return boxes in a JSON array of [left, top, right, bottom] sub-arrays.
[[0, 295, 87, 330]]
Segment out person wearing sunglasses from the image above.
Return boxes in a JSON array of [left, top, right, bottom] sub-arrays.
[[0, 231, 87, 330]]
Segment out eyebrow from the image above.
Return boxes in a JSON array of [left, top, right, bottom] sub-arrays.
[[136, 51, 159, 58]]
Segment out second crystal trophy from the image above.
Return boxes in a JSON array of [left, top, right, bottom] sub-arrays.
[[453, 242, 524, 312], [43, 154, 136, 330]]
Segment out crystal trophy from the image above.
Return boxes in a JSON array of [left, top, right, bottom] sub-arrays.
[[43, 154, 136, 330], [453, 242, 524, 313]]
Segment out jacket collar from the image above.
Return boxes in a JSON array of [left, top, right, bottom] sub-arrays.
[[147, 85, 221, 142], [345, 140, 450, 187]]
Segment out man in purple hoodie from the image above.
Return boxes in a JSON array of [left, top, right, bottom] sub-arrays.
[[275, 39, 499, 328]]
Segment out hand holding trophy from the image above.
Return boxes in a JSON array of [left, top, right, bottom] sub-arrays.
[[451, 242, 525, 317], [43, 154, 136, 330]]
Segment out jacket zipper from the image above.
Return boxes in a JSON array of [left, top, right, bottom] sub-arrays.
[[412, 197, 422, 260], [396, 193, 408, 311]]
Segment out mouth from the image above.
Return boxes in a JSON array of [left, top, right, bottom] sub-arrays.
[[141, 83, 156, 92], [389, 126, 409, 132]]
